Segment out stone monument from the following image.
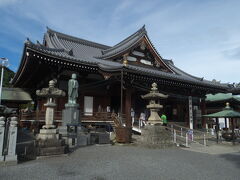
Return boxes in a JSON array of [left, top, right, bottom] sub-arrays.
[[59, 74, 88, 148], [141, 82, 168, 125], [140, 83, 173, 148], [5, 117, 18, 164], [36, 79, 66, 156], [0, 117, 5, 162], [0, 106, 18, 165]]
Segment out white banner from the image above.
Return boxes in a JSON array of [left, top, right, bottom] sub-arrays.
[[189, 96, 193, 129]]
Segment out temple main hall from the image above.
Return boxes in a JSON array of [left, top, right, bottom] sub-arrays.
[[12, 26, 235, 129]]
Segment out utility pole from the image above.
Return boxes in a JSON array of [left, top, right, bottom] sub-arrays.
[[0, 58, 9, 105]]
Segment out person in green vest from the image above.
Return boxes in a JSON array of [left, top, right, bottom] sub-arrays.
[[161, 114, 167, 126]]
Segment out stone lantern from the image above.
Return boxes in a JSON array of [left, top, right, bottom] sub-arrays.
[[140, 83, 173, 148], [141, 82, 168, 125], [36, 79, 66, 156]]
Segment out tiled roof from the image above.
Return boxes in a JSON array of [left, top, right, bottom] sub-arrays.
[[18, 26, 235, 91], [206, 93, 240, 102], [44, 27, 110, 60], [98, 25, 147, 59]]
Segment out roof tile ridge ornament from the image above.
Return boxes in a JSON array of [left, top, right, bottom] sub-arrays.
[[99, 25, 148, 57], [225, 102, 230, 109], [139, 24, 147, 34], [43, 31, 55, 48], [24, 38, 32, 45], [163, 59, 174, 65], [45, 27, 110, 50], [25, 39, 67, 53]]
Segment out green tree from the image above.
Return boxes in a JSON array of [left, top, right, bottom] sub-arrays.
[[0, 67, 15, 87]]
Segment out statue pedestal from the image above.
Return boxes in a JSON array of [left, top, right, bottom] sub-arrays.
[[36, 129, 66, 156], [58, 125, 90, 148], [141, 125, 173, 148], [62, 103, 80, 126], [59, 103, 84, 148], [37, 129, 58, 140], [37, 104, 66, 156], [42, 102, 56, 129]]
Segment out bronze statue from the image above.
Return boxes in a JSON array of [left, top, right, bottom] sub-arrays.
[[68, 73, 79, 104]]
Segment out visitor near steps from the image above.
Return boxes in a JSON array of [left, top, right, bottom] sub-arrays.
[[161, 114, 167, 126]]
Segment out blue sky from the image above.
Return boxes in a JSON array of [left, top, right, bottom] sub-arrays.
[[0, 0, 240, 83]]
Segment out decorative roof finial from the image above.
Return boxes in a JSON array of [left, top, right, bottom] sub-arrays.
[[151, 82, 158, 91], [226, 102, 230, 109]]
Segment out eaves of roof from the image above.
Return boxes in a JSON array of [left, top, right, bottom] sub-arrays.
[[2, 87, 32, 102], [23, 41, 231, 91]]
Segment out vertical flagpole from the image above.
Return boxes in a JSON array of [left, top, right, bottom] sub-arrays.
[[0, 66, 4, 105], [0, 58, 8, 105]]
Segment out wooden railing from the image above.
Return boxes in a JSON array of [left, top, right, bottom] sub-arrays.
[[20, 111, 125, 124], [81, 112, 126, 124], [20, 111, 62, 122]]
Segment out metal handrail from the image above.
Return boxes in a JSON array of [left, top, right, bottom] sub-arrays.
[[168, 122, 210, 146]]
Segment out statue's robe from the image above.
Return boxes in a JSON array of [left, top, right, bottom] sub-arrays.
[[68, 79, 79, 100]]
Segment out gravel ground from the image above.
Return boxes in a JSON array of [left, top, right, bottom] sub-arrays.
[[0, 145, 239, 180]]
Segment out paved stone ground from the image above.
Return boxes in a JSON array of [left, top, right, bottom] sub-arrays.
[[183, 142, 240, 155], [0, 145, 239, 180]]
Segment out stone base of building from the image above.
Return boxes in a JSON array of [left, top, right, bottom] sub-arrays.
[[140, 124, 174, 148]]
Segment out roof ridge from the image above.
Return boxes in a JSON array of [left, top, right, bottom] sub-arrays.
[[25, 39, 67, 53], [46, 27, 110, 50], [101, 25, 147, 55]]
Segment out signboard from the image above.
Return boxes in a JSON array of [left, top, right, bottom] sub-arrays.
[[189, 96, 193, 129]]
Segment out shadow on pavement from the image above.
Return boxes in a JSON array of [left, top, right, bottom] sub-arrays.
[[220, 153, 240, 168]]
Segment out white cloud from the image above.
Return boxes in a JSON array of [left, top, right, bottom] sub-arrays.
[[0, 0, 240, 83]]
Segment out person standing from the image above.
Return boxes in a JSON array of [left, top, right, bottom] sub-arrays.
[[131, 108, 135, 126], [161, 113, 167, 126], [139, 112, 146, 127]]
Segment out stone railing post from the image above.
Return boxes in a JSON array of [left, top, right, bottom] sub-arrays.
[[5, 116, 18, 164], [0, 116, 5, 162]]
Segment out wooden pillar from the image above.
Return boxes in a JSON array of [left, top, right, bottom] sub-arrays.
[[231, 118, 235, 144], [125, 88, 132, 128], [200, 98, 206, 128], [185, 99, 189, 127]]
